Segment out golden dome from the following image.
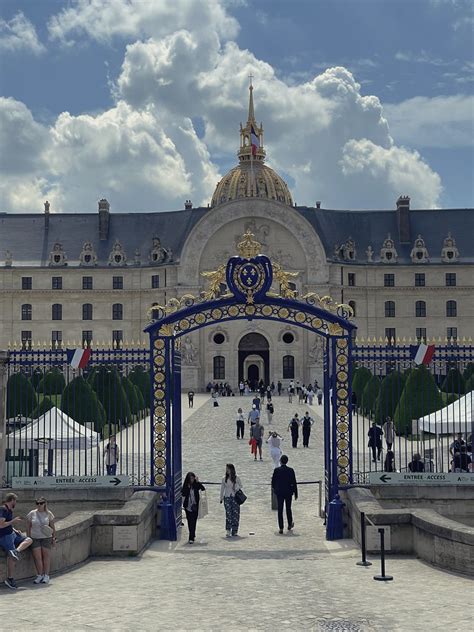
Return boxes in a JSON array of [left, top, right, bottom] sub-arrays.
[[210, 82, 293, 208]]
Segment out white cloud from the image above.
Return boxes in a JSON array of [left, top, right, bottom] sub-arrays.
[[0, 11, 45, 55], [384, 95, 474, 148]]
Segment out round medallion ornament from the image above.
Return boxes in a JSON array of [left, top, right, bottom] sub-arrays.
[[337, 404, 348, 416], [155, 355, 165, 367], [155, 474, 165, 486], [337, 371, 348, 383], [154, 439, 165, 451], [312, 318, 323, 329], [211, 308, 222, 320], [338, 473, 349, 486], [337, 339, 348, 349], [278, 308, 289, 319], [154, 339, 165, 350], [179, 319, 190, 331], [338, 455, 349, 468], [262, 305, 273, 316], [245, 305, 255, 316], [337, 355, 348, 366], [155, 371, 165, 383], [154, 456, 165, 468], [195, 313, 206, 325], [155, 422, 165, 433], [228, 306, 239, 317], [337, 388, 348, 399], [337, 439, 349, 450], [155, 389, 165, 400], [295, 311, 306, 323], [337, 422, 349, 433]]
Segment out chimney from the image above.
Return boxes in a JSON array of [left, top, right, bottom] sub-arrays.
[[184, 199, 193, 210], [315, 201, 321, 209], [98, 198, 110, 241], [396, 195, 410, 244], [44, 200, 50, 230]]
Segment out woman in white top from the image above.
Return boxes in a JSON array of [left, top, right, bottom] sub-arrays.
[[267, 431, 283, 468], [26, 497, 56, 584], [236, 407, 245, 439], [220, 463, 243, 537]]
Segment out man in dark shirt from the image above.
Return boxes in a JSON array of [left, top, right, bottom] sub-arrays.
[[0, 492, 32, 589], [187, 391, 195, 408], [271, 455, 298, 534], [367, 422, 384, 462]]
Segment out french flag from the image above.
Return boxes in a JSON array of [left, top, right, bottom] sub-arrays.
[[410, 343, 435, 366], [66, 348, 91, 369], [250, 125, 259, 156]]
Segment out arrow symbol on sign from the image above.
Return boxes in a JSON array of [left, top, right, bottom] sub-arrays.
[[110, 477, 121, 486], [380, 474, 391, 483]]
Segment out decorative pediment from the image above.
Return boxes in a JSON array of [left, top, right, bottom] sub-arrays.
[[410, 234, 429, 263], [49, 242, 67, 267], [79, 241, 97, 267], [342, 237, 356, 261], [108, 239, 127, 266], [380, 233, 398, 263], [441, 232, 459, 263], [149, 236, 170, 264]]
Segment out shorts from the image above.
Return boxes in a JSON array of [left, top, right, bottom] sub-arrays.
[[0, 531, 26, 552], [255, 438, 262, 448], [31, 537, 52, 549]]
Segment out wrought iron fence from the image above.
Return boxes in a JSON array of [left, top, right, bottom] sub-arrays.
[[3, 344, 150, 486], [352, 341, 474, 479]]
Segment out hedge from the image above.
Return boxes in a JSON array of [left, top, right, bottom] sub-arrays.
[[37, 368, 66, 395], [92, 366, 132, 427], [6, 373, 38, 418], [122, 376, 142, 417], [441, 368, 466, 394], [31, 396, 55, 419], [128, 366, 151, 407], [394, 365, 443, 435], [352, 367, 372, 404], [465, 374, 474, 393], [375, 371, 406, 423], [30, 369, 44, 389], [463, 363, 474, 380], [61, 376, 106, 432], [360, 375, 381, 416]]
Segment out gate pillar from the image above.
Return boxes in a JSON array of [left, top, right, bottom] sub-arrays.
[[0, 351, 10, 486]]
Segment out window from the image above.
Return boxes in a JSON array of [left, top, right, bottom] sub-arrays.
[[348, 300, 356, 317], [82, 303, 93, 320], [52, 276, 63, 290], [82, 276, 93, 290], [113, 276, 123, 289], [445, 273, 456, 287], [282, 355, 295, 379], [52, 303, 62, 320], [213, 355, 225, 380], [446, 300, 457, 317], [415, 273, 425, 287], [21, 330, 32, 350], [112, 330, 123, 346], [151, 275, 160, 289], [112, 303, 123, 320], [82, 330, 93, 347], [447, 327, 458, 342], [21, 304, 32, 321], [416, 328, 427, 343], [384, 274, 395, 287], [51, 330, 62, 348], [384, 300, 395, 318], [282, 332, 295, 344], [213, 333, 225, 344], [348, 273, 356, 287], [415, 300, 426, 317], [22, 277, 32, 290], [385, 328, 396, 345]]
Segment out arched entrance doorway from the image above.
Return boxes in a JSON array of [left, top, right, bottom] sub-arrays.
[[239, 333, 269, 385]]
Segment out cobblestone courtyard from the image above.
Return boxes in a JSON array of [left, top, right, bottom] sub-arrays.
[[3, 394, 473, 631]]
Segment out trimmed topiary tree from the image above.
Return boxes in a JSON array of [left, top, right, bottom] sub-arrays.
[[6, 372, 38, 418], [375, 371, 406, 423], [93, 366, 132, 427], [352, 367, 372, 405], [463, 362, 474, 381], [442, 368, 466, 394], [465, 374, 474, 393], [31, 396, 54, 419], [122, 376, 141, 418], [61, 376, 106, 432], [360, 375, 381, 416], [30, 369, 44, 390], [134, 385, 146, 418], [394, 365, 443, 435], [37, 368, 66, 395], [129, 366, 151, 408]]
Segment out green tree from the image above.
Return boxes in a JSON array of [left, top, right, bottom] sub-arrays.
[[133, 385, 145, 418], [352, 367, 372, 405], [31, 396, 54, 419], [394, 365, 443, 435], [37, 368, 66, 395], [360, 375, 381, 416], [122, 376, 141, 417], [6, 373, 38, 418], [465, 374, 474, 393], [93, 366, 132, 427], [129, 366, 151, 408], [463, 362, 474, 381], [441, 368, 466, 394], [375, 371, 406, 423], [61, 376, 106, 432], [30, 369, 43, 390]]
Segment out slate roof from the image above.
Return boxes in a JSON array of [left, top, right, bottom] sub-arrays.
[[0, 205, 473, 267]]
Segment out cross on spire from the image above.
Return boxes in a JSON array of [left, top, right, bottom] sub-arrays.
[[248, 73, 254, 87]]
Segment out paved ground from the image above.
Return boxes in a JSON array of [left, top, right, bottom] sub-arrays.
[[3, 394, 472, 631]]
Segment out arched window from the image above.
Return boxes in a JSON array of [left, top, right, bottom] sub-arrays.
[[21, 304, 32, 320], [112, 303, 123, 320], [348, 300, 356, 317], [446, 300, 457, 317], [213, 356, 225, 380], [283, 355, 295, 379], [82, 303, 93, 320], [385, 300, 395, 318], [52, 303, 62, 320], [415, 300, 426, 318]]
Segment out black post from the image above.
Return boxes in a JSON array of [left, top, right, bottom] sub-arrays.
[[356, 511, 372, 567], [373, 527, 393, 581]]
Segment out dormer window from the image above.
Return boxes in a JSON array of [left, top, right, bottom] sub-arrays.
[[441, 232, 459, 263], [79, 241, 97, 267], [108, 240, 127, 266], [410, 235, 429, 264], [380, 234, 398, 263], [149, 236, 168, 265], [49, 242, 67, 267]]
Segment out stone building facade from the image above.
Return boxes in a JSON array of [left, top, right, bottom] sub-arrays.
[[1, 88, 473, 388]]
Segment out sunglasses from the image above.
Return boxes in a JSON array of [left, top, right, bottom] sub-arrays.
[[36, 501, 45, 506]]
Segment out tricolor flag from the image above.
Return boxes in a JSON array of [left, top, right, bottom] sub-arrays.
[[250, 124, 259, 156], [66, 348, 92, 369], [410, 343, 435, 366]]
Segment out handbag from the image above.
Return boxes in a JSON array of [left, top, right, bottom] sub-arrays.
[[198, 491, 208, 519], [234, 488, 247, 505], [40, 524, 54, 537]]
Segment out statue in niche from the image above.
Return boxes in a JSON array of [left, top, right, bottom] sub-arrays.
[[308, 337, 323, 364], [5, 250, 12, 267], [181, 336, 198, 365]]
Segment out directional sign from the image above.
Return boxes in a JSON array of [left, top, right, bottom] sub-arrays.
[[12, 475, 130, 489], [369, 472, 474, 485]]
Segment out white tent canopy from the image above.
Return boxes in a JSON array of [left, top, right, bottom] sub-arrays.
[[418, 390, 474, 435], [7, 407, 99, 449]]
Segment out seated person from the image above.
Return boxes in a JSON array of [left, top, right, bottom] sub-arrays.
[[408, 453, 425, 472], [452, 446, 472, 473]]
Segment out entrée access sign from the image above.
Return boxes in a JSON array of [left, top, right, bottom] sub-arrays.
[[369, 472, 474, 485], [12, 475, 130, 488]]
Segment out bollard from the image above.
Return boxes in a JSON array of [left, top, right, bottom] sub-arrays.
[[326, 494, 344, 540], [373, 528, 393, 581], [356, 511, 372, 567]]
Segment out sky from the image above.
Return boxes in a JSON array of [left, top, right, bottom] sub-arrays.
[[0, 0, 473, 214]]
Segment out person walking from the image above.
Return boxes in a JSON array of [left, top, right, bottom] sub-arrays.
[[382, 417, 395, 450], [220, 464, 243, 537], [26, 497, 56, 584], [251, 419, 265, 460], [368, 422, 383, 462], [266, 400, 274, 425], [277, 380, 282, 396], [307, 386, 314, 406], [104, 434, 119, 475], [239, 381, 245, 396], [288, 414, 300, 448], [287, 386, 293, 404], [236, 407, 245, 439], [316, 387, 323, 405], [188, 390, 195, 408], [248, 404, 260, 427], [252, 395, 261, 410], [267, 431, 283, 468], [384, 450, 396, 473], [181, 472, 206, 543], [0, 492, 33, 590], [302, 412, 314, 448], [271, 455, 298, 534]]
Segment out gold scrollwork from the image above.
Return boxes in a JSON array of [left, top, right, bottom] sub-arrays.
[[200, 264, 227, 300]]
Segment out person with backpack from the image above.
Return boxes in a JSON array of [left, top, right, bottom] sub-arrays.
[[266, 400, 274, 425], [181, 472, 206, 544], [250, 419, 265, 460], [301, 412, 314, 448], [220, 464, 244, 537], [104, 435, 119, 475], [288, 414, 300, 448]]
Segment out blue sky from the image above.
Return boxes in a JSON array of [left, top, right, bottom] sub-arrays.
[[0, 0, 473, 213]]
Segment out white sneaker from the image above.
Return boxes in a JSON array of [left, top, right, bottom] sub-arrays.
[[226, 530, 231, 537], [33, 575, 44, 584], [41, 575, 50, 584]]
